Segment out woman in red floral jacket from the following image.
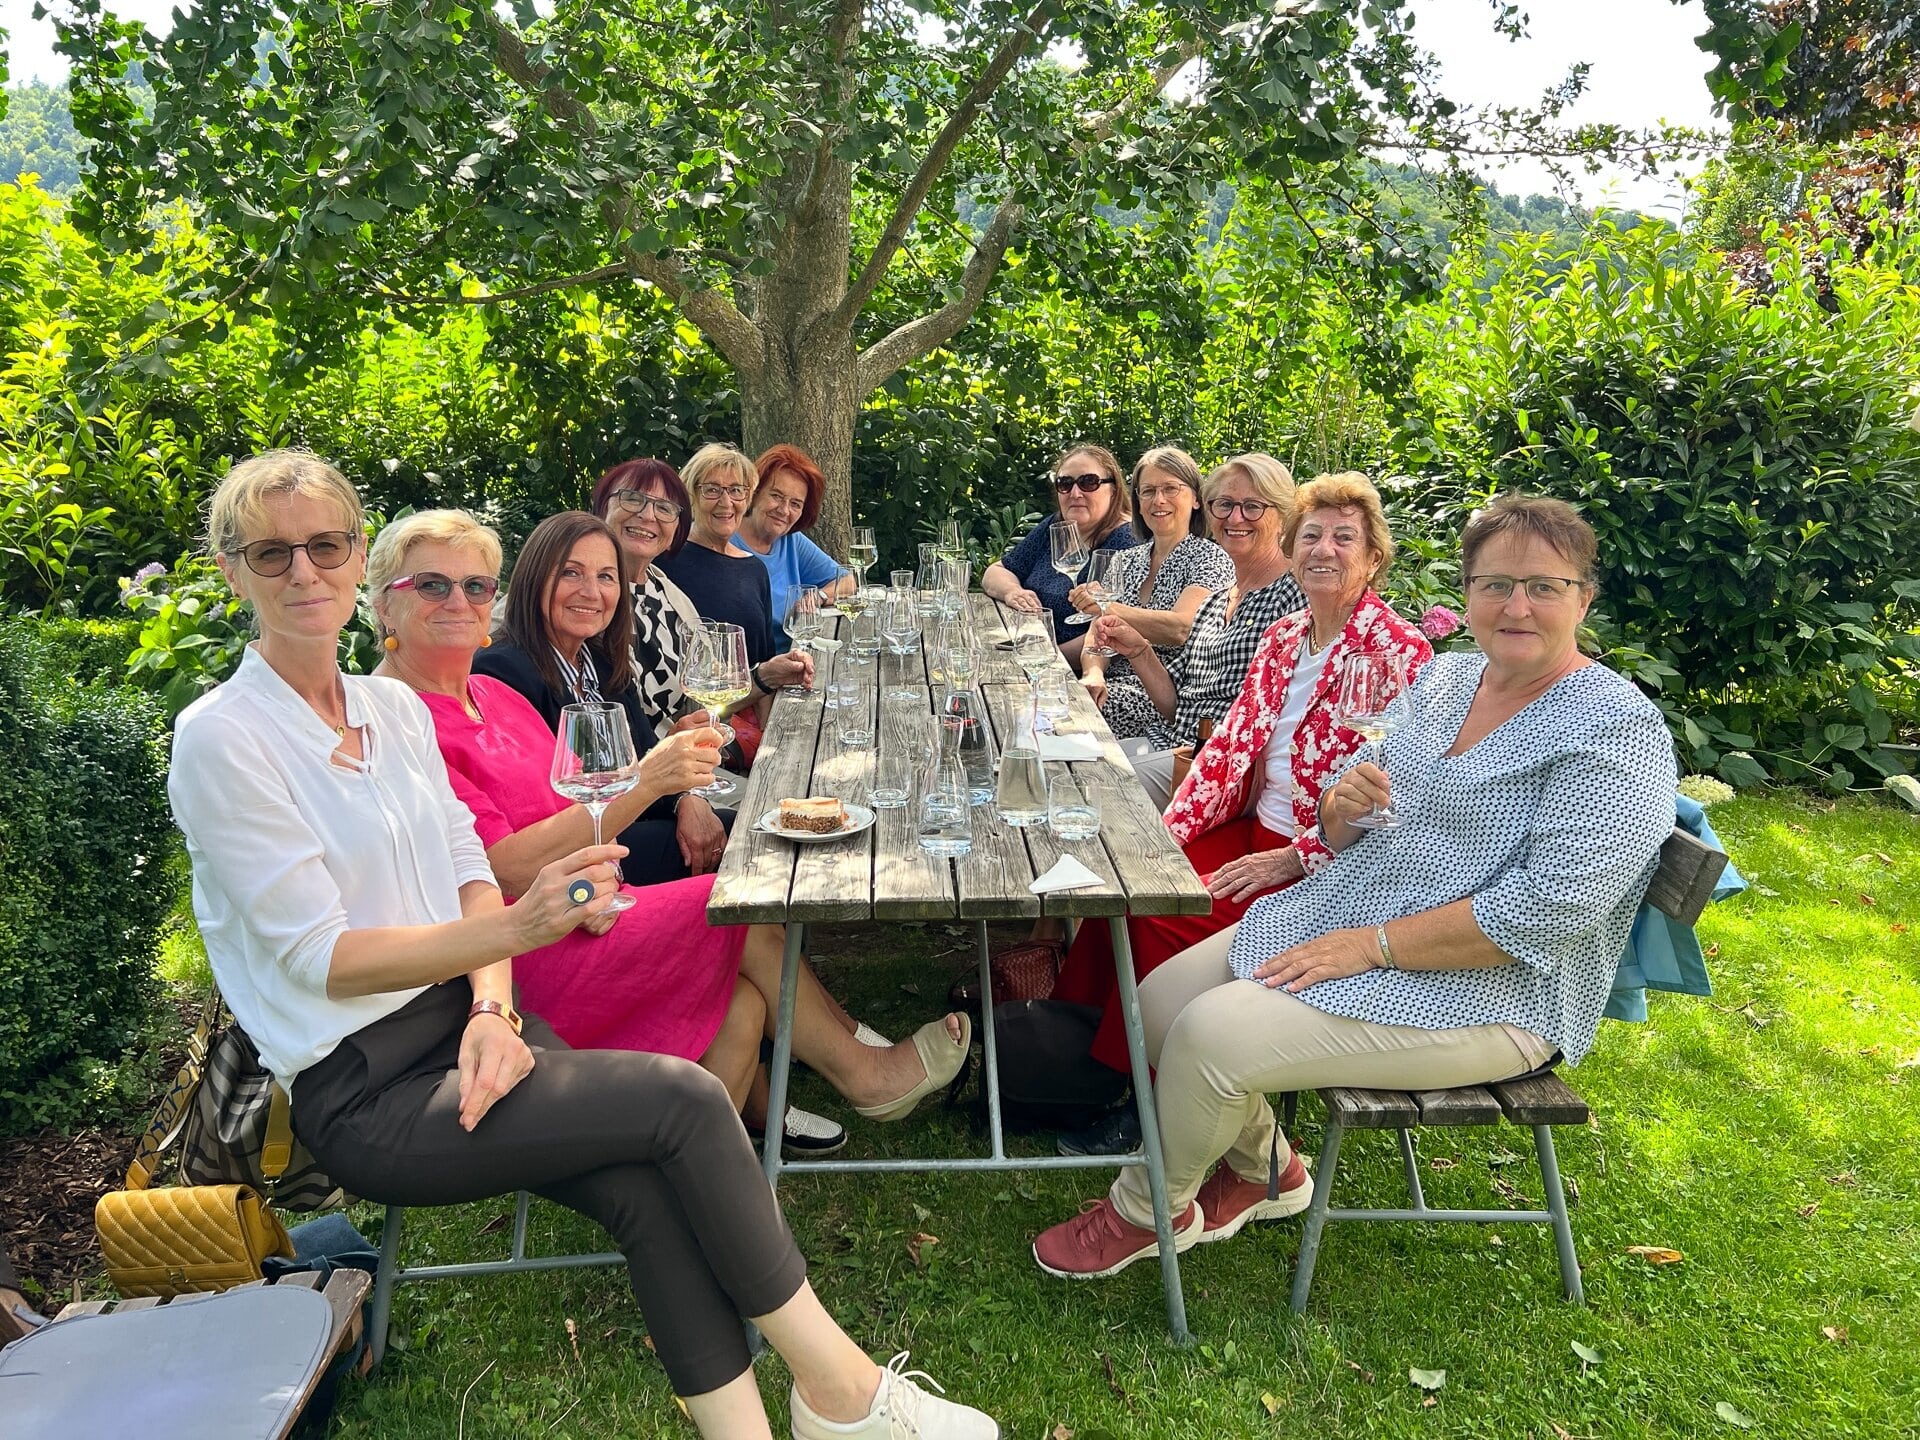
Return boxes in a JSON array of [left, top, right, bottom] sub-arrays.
[[1051, 473, 1434, 1153]]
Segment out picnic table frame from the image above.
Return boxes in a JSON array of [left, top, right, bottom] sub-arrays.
[[707, 594, 1209, 1344]]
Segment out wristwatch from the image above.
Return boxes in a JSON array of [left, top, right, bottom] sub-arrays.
[[468, 999, 524, 1035]]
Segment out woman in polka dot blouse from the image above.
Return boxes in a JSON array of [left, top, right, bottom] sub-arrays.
[[1035, 494, 1678, 1280]]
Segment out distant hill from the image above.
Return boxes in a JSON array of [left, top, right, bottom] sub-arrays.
[[0, 80, 83, 194]]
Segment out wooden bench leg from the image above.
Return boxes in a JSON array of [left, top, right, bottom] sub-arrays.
[[1289, 1120, 1344, 1314], [369, 1204, 405, 1369], [1531, 1123, 1584, 1304]]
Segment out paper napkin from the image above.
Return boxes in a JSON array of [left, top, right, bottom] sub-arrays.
[[1030, 854, 1105, 893], [1037, 731, 1103, 762]]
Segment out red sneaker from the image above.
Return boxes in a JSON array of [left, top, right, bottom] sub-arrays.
[[1195, 1153, 1313, 1244], [1033, 1196, 1203, 1279]]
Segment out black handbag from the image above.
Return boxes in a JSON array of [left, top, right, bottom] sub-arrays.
[[985, 999, 1131, 1132]]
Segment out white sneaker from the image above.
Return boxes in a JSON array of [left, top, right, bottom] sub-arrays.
[[791, 1352, 1000, 1439], [854, 1022, 891, 1048]]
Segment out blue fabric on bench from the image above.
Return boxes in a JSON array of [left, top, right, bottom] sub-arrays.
[[1605, 794, 1746, 1022]]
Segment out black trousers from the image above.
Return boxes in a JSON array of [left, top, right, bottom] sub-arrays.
[[617, 807, 736, 887], [291, 983, 807, 1394]]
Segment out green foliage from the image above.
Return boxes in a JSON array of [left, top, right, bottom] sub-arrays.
[[0, 618, 174, 1116], [0, 80, 84, 194], [28, 614, 141, 685]]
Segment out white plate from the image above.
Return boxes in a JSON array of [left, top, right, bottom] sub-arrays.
[[754, 803, 877, 844]]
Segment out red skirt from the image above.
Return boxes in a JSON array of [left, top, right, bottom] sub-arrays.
[[1051, 816, 1297, 1073]]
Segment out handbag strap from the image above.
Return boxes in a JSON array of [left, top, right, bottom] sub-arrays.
[[124, 985, 220, 1191], [263, 1079, 294, 1182]]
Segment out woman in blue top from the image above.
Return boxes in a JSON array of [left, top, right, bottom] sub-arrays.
[[735, 444, 855, 648], [981, 443, 1137, 665], [1033, 494, 1677, 1280]]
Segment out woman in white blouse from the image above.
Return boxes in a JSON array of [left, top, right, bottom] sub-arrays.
[[1033, 494, 1676, 1281], [168, 450, 998, 1440]]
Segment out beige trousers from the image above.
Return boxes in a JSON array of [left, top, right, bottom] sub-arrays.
[[1110, 927, 1554, 1228]]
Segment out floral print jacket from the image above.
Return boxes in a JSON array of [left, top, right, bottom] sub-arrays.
[[1164, 589, 1433, 873]]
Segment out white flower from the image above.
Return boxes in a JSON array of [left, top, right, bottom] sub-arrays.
[[1678, 774, 1736, 806]]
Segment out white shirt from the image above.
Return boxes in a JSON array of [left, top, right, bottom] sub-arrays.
[[1254, 635, 1335, 837], [169, 647, 497, 1091]]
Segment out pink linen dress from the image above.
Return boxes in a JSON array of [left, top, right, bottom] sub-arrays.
[[418, 675, 743, 1062]]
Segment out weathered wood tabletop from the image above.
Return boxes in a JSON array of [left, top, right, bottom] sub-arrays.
[[707, 592, 1209, 926]]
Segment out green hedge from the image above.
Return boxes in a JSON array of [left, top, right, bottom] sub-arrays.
[[0, 620, 175, 1113]]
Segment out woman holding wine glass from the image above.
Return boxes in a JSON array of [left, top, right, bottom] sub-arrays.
[[370, 510, 973, 1157], [1034, 493, 1677, 1279], [173, 452, 1000, 1439], [476, 510, 733, 882], [981, 443, 1136, 663]]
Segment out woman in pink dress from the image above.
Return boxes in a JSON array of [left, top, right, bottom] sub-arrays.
[[365, 509, 970, 1142]]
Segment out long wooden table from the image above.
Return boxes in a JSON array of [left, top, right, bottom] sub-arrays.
[[708, 594, 1208, 1343]]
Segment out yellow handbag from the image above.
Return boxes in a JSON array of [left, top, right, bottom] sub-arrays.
[[92, 990, 296, 1299]]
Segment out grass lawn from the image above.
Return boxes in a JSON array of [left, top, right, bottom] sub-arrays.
[[232, 794, 1918, 1438]]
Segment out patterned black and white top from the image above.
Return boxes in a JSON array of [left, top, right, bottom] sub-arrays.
[[1098, 535, 1234, 692], [1099, 570, 1306, 746], [629, 570, 694, 740], [1226, 653, 1677, 1065]]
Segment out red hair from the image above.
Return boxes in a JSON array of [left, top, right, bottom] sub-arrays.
[[591, 459, 693, 557], [751, 444, 825, 534]]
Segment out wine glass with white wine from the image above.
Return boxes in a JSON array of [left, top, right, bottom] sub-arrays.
[[550, 701, 641, 912], [1333, 651, 1412, 829], [679, 620, 750, 800], [847, 525, 878, 589]]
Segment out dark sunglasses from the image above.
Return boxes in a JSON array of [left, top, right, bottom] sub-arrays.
[[387, 571, 501, 603], [228, 530, 357, 577], [1053, 472, 1114, 494]]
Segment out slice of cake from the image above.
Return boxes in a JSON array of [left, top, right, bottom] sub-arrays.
[[779, 797, 847, 834]]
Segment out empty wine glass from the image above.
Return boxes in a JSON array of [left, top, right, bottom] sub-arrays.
[[933, 618, 977, 692], [1049, 521, 1089, 587], [1334, 651, 1412, 830], [679, 621, 749, 800], [550, 701, 641, 912], [1013, 609, 1058, 679], [881, 589, 923, 700], [1078, 550, 1120, 658], [783, 584, 823, 691]]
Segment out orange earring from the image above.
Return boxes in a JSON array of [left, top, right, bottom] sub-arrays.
[[479, 633, 492, 648], [382, 634, 399, 652]]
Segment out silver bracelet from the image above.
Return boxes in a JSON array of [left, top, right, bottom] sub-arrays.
[[1374, 922, 1398, 970]]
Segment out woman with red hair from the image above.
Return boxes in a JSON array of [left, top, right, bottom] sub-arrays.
[[735, 444, 855, 648]]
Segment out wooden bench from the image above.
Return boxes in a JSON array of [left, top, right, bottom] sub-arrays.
[[1285, 826, 1729, 1312]]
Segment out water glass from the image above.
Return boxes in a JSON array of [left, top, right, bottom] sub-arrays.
[[1013, 610, 1058, 678], [849, 586, 884, 656], [939, 555, 969, 620], [836, 675, 874, 748], [1046, 767, 1102, 842], [890, 568, 916, 593], [1032, 673, 1073, 734]]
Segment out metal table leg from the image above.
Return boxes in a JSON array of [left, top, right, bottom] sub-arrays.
[[761, 921, 809, 1192], [1109, 916, 1192, 1345]]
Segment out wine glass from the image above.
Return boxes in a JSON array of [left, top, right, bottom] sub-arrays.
[[679, 621, 750, 800], [1334, 652, 1412, 830], [939, 554, 969, 620], [550, 701, 640, 912], [1075, 550, 1121, 657], [1032, 672, 1073, 735], [936, 518, 966, 565], [847, 525, 878, 588], [783, 584, 822, 692], [1013, 609, 1058, 679], [933, 617, 976, 692], [881, 589, 923, 700], [1049, 521, 1089, 588]]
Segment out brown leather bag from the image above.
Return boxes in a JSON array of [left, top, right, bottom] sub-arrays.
[[1170, 718, 1214, 793]]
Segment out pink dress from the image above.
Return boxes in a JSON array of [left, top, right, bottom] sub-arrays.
[[418, 676, 744, 1062]]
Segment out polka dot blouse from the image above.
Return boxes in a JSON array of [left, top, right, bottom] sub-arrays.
[[1225, 652, 1678, 1065]]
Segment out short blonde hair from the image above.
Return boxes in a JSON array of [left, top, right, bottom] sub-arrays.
[[1201, 453, 1295, 516], [681, 442, 757, 495], [207, 449, 363, 556], [367, 509, 505, 597], [1283, 471, 1396, 582]]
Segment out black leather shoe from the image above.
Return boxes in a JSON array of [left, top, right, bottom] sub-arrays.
[[1056, 1106, 1143, 1157]]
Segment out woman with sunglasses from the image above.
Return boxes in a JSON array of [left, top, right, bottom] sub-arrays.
[[475, 510, 731, 886], [173, 451, 998, 1439], [981, 444, 1137, 648], [1091, 454, 1306, 811]]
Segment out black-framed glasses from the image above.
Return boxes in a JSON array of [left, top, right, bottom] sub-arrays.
[[227, 531, 357, 577], [1054, 472, 1114, 494], [1466, 574, 1585, 603], [387, 571, 502, 603], [609, 489, 683, 520], [1207, 497, 1275, 521]]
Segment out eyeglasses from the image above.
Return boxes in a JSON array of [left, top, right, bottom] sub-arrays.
[[227, 531, 357, 577], [1466, 574, 1585, 603], [1207, 497, 1275, 521], [609, 490, 683, 520], [1053, 472, 1114, 494], [1135, 484, 1190, 504], [387, 572, 502, 603], [695, 483, 752, 504]]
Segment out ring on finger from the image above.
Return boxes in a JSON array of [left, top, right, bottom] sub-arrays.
[[567, 879, 594, 906]]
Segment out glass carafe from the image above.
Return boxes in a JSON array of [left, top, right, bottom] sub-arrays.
[[994, 687, 1049, 827], [916, 718, 974, 857], [939, 685, 994, 805]]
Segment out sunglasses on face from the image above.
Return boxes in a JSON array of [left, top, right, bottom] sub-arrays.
[[228, 531, 357, 577], [1054, 472, 1114, 494], [609, 489, 683, 521], [387, 572, 502, 603]]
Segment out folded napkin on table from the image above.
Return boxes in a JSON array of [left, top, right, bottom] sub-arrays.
[[1030, 855, 1105, 894], [1037, 732, 1103, 762]]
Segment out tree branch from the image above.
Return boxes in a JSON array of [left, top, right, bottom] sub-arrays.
[[831, 1, 1055, 331], [1080, 37, 1204, 147], [855, 199, 1022, 392], [374, 263, 632, 306]]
